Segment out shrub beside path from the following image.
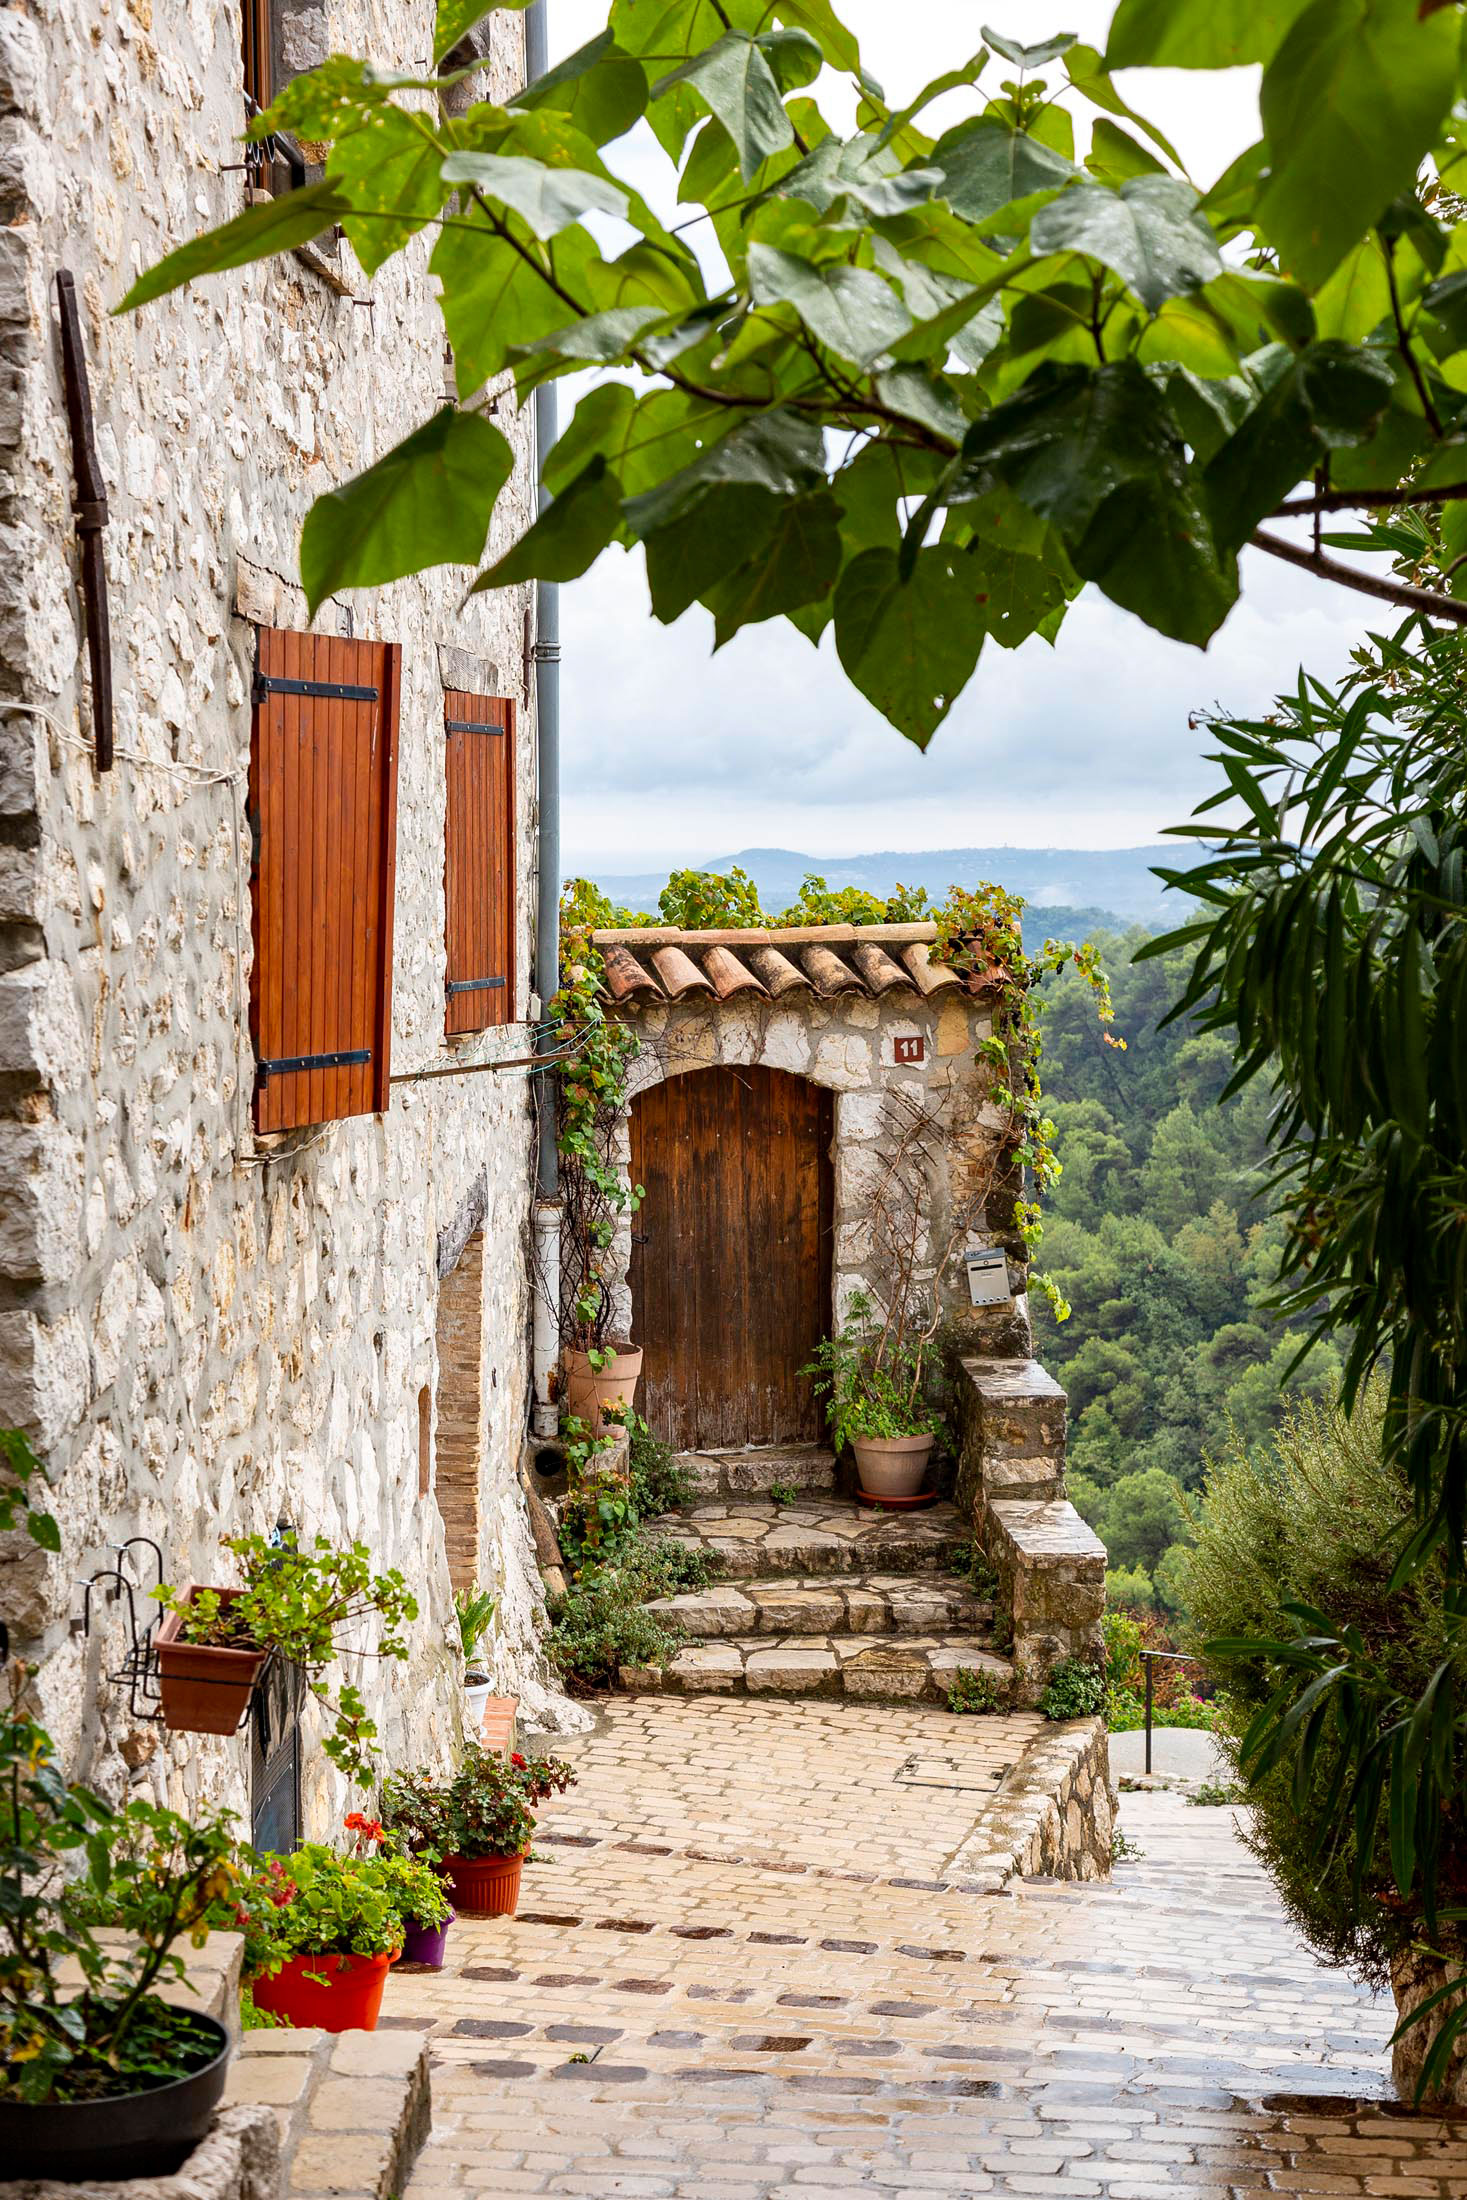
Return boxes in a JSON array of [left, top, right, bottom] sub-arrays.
[[388, 1697, 1467, 2197]]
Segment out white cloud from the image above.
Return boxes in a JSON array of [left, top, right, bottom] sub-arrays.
[[543, 3, 1376, 874]]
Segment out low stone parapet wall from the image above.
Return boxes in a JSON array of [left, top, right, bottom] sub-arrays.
[[954, 1354, 1068, 1509], [947, 1715, 1114, 1885], [986, 1497, 1107, 1706]]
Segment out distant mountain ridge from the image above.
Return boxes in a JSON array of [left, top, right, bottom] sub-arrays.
[[589, 845, 1175, 928]]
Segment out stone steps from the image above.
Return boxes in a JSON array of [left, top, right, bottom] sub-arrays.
[[676, 1444, 838, 1498], [621, 1632, 1014, 1704], [644, 1569, 991, 1640], [649, 1495, 967, 1579]]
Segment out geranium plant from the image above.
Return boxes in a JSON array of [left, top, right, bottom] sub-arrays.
[[155, 1532, 418, 1784], [380, 1746, 576, 1864], [0, 1662, 239, 2105], [235, 1838, 448, 1980]]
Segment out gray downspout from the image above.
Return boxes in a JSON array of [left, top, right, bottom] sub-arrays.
[[527, 0, 562, 1439]]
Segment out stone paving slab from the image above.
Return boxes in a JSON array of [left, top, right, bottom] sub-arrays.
[[625, 1632, 1014, 1705], [652, 1495, 966, 1578], [643, 1570, 992, 1640], [391, 1698, 1467, 2200]]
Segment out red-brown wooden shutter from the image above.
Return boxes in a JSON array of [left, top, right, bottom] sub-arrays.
[[249, 628, 401, 1132], [443, 690, 515, 1036]]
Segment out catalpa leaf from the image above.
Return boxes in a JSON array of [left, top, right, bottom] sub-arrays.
[[705, 491, 844, 645], [757, 26, 824, 92], [981, 25, 1077, 69], [116, 181, 355, 310], [623, 405, 826, 535], [643, 484, 786, 620], [433, 214, 601, 395], [929, 117, 1077, 226], [653, 31, 794, 182], [300, 408, 512, 613], [1203, 340, 1396, 554], [435, 0, 531, 67], [328, 108, 452, 277], [514, 30, 650, 146], [1030, 176, 1222, 314], [1106, 0, 1313, 69], [470, 457, 625, 591], [1257, 0, 1460, 289], [834, 545, 985, 747], [440, 152, 629, 239], [1062, 44, 1182, 168], [747, 243, 912, 365]]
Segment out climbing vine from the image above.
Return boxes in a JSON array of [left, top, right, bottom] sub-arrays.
[[551, 886, 643, 1354]]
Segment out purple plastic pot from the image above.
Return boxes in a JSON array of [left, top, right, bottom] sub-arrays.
[[399, 1909, 455, 1970]]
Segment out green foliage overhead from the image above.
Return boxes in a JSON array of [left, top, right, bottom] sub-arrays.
[[120, 4, 1467, 743]]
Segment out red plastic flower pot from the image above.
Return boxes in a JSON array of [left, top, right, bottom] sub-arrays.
[[441, 1849, 526, 1916], [249, 1950, 394, 2032]]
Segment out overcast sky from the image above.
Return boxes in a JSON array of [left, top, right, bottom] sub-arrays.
[[546, 3, 1372, 873]]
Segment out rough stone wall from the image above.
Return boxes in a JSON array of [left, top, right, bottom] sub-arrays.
[[433, 1229, 484, 1594], [611, 985, 1034, 1374], [0, 0, 578, 1829]]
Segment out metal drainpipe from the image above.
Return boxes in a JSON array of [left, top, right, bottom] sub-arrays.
[[526, 0, 563, 1441]]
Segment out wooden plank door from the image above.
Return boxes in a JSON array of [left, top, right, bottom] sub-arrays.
[[629, 1065, 833, 1452]]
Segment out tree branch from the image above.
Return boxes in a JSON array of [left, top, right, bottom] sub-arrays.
[[1274, 483, 1467, 518], [1250, 529, 1467, 626], [1384, 237, 1444, 440]]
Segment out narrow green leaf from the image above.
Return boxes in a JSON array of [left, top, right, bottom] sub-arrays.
[[116, 182, 356, 311], [300, 409, 513, 613], [833, 545, 985, 746]]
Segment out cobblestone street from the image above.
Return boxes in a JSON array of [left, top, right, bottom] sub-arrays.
[[383, 1699, 1467, 2198]]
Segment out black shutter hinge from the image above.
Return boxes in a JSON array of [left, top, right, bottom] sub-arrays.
[[446, 977, 507, 997], [253, 673, 379, 704], [257, 1048, 371, 1084]]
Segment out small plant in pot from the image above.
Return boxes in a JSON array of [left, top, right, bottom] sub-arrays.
[[239, 1833, 447, 2032], [803, 1292, 938, 1502], [0, 1661, 241, 2181], [155, 1531, 417, 1781], [380, 1745, 576, 1918], [455, 1585, 498, 1738]]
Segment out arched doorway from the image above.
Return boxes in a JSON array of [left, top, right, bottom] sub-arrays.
[[629, 1065, 833, 1451]]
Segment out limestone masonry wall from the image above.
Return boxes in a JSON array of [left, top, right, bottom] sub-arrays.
[[0, 0, 578, 1831]]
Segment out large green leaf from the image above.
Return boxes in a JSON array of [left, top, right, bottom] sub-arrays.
[[758, 27, 824, 93], [1202, 341, 1397, 553], [1106, 0, 1313, 68], [929, 118, 1077, 227], [469, 457, 625, 591], [833, 546, 985, 746], [439, 152, 628, 239], [300, 409, 512, 613], [705, 491, 844, 644], [623, 405, 827, 535], [956, 359, 1237, 644], [963, 529, 1073, 648], [545, 385, 725, 500], [1257, 0, 1460, 290], [432, 213, 599, 395], [982, 26, 1076, 69], [435, 0, 531, 66], [328, 109, 452, 277], [771, 0, 861, 73], [514, 31, 650, 146], [652, 32, 795, 182], [116, 182, 355, 310], [643, 484, 787, 620], [747, 244, 912, 365], [1030, 177, 1222, 314]]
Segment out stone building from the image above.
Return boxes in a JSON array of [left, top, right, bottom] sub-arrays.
[[0, 0, 576, 1836]]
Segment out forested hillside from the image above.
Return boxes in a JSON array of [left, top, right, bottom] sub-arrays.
[[1032, 930, 1343, 1616]]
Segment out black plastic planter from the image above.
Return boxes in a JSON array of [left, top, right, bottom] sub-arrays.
[[0, 2014, 232, 2180]]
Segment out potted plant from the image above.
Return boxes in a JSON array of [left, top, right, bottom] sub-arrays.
[[0, 1662, 241, 2181], [803, 1291, 938, 1501], [344, 1812, 456, 1972], [154, 1531, 418, 1781], [380, 1745, 576, 1918], [239, 1835, 447, 2032], [455, 1585, 497, 1735]]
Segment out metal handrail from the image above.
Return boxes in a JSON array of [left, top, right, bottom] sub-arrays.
[[1138, 1647, 1201, 1776]]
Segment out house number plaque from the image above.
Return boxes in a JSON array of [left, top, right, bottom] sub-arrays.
[[892, 1034, 926, 1066]]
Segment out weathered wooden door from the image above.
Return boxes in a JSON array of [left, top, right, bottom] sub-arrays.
[[629, 1065, 833, 1451]]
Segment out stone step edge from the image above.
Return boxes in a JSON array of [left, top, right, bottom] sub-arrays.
[[678, 1446, 839, 1496], [620, 1636, 1013, 1705], [226, 2024, 432, 2200], [643, 1572, 994, 1639]]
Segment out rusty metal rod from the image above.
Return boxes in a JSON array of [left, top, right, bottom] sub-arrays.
[[55, 270, 113, 772]]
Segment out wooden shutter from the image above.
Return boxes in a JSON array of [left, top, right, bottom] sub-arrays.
[[249, 628, 401, 1133], [443, 690, 515, 1036]]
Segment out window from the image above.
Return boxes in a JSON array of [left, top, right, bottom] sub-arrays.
[[241, 0, 306, 194], [443, 691, 516, 1036], [248, 628, 401, 1133]]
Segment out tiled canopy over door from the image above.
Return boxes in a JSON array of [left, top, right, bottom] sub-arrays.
[[249, 628, 401, 1132], [443, 691, 516, 1036], [630, 1065, 833, 1451]]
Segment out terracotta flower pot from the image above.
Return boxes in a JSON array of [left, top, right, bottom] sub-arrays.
[[441, 1849, 527, 1917], [249, 1949, 395, 2032], [851, 1433, 935, 1500], [562, 1345, 644, 1435], [154, 1588, 268, 1736]]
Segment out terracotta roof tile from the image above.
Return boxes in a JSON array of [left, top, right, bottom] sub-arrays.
[[589, 923, 980, 1007]]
